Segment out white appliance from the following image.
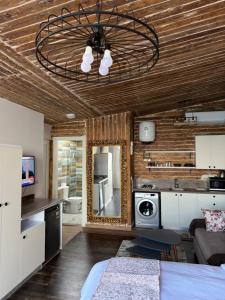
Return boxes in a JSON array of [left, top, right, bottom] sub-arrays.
[[58, 186, 82, 214], [94, 153, 112, 176], [134, 192, 160, 228], [94, 153, 113, 202], [139, 121, 155, 142]]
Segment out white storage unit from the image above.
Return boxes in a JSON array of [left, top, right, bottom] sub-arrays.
[[179, 193, 200, 229], [0, 145, 22, 299], [198, 194, 225, 213], [161, 191, 225, 230], [161, 192, 180, 230], [20, 221, 45, 281], [195, 135, 225, 169], [0, 144, 46, 299]]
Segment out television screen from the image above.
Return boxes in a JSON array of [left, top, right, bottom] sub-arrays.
[[22, 156, 35, 187]]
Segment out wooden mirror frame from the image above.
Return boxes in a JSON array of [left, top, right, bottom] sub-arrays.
[[87, 140, 128, 224]]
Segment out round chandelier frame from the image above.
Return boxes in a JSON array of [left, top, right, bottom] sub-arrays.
[[35, 1, 159, 84]]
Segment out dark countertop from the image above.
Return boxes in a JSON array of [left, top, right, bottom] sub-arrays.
[[22, 198, 62, 220], [133, 188, 225, 194]]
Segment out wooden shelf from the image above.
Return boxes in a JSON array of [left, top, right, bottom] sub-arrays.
[[144, 150, 195, 153], [145, 166, 196, 169]]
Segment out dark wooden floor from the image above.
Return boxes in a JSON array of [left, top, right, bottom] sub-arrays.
[[62, 225, 82, 247], [9, 232, 194, 300], [9, 233, 125, 300]]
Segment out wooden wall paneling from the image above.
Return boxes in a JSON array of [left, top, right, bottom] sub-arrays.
[[86, 112, 133, 226], [134, 112, 225, 180], [51, 121, 86, 137]]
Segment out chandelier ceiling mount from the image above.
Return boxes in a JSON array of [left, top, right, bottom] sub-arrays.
[[35, 0, 159, 83]]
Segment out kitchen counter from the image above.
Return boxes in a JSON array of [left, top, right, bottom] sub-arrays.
[[133, 188, 225, 194], [22, 198, 62, 220]]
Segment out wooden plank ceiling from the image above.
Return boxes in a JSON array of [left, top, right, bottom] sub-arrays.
[[0, 0, 225, 124]]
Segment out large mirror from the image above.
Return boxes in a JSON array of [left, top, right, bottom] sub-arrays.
[[87, 141, 127, 224], [93, 145, 121, 217]]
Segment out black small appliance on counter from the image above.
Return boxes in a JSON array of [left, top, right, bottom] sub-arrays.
[[209, 177, 225, 191]]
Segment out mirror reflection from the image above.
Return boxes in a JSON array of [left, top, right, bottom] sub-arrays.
[[93, 145, 121, 217]]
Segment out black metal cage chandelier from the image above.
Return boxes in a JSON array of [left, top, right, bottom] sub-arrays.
[[35, 1, 159, 83]]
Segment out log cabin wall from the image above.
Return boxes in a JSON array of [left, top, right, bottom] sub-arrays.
[[87, 111, 133, 226], [134, 112, 225, 180], [51, 120, 86, 137]]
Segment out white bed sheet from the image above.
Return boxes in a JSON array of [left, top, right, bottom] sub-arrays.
[[80, 260, 225, 300]]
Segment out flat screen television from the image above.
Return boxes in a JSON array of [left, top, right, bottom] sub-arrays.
[[22, 156, 35, 187]]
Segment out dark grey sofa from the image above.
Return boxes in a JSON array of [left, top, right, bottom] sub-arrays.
[[189, 219, 225, 266]]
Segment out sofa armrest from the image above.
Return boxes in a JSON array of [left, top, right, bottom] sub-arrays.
[[189, 218, 206, 236], [207, 254, 225, 266]]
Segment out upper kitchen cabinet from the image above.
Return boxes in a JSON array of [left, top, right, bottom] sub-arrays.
[[195, 135, 225, 169]]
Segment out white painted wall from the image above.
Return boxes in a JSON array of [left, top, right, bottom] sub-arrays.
[[0, 98, 44, 198]]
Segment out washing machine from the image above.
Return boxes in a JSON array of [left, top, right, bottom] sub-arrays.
[[134, 192, 160, 228]]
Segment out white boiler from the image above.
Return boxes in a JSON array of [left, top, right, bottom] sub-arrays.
[[139, 121, 155, 142]]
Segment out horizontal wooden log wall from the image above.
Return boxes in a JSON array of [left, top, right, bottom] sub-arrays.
[[134, 112, 225, 179], [87, 111, 133, 226], [51, 120, 86, 137], [87, 112, 132, 141]]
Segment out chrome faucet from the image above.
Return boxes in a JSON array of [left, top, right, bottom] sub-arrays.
[[174, 178, 179, 189]]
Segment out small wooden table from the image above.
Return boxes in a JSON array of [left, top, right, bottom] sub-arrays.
[[129, 229, 181, 261]]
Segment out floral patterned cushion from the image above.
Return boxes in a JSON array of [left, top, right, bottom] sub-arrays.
[[202, 209, 225, 232]]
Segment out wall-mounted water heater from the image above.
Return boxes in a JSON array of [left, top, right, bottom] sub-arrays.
[[139, 121, 155, 142]]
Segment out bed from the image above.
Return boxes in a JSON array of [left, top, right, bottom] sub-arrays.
[[81, 259, 225, 300]]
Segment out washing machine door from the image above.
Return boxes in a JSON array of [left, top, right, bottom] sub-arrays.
[[137, 199, 157, 218]]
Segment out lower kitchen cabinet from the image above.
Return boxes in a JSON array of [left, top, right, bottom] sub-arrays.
[[198, 194, 225, 211], [161, 192, 225, 230], [179, 193, 200, 229], [161, 192, 180, 230], [20, 222, 45, 282]]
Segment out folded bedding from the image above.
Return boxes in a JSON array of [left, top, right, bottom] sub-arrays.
[[81, 259, 225, 300]]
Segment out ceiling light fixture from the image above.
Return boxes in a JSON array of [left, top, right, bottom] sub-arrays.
[[35, 0, 159, 83], [66, 113, 76, 119]]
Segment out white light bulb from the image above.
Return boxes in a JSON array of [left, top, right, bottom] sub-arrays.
[[82, 46, 94, 64], [101, 49, 113, 68], [81, 61, 91, 73], [99, 65, 109, 76]]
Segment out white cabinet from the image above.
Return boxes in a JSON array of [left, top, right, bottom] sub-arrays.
[[20, 222, 45, 281], [198, 193, 225, 215], [179, 193, 200, 229], [0, 145, 22, 299], [161, 192, 180, 230], [195, 135, 225, 169], [161, 191, 225, 230], [161, 192, 199, 230]]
